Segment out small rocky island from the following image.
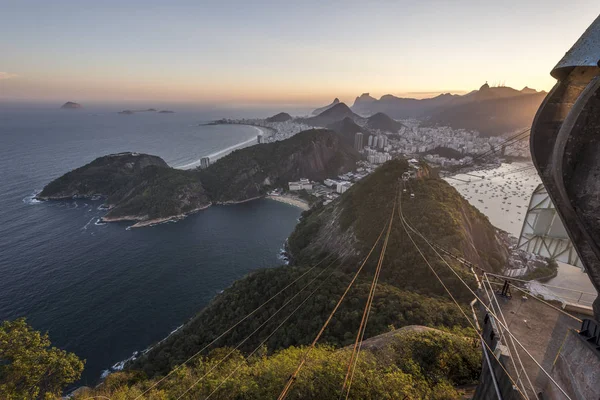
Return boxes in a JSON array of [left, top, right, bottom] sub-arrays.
[[60, 101, 82, 109], [36, 129, 359, 227], [118, 108, 157, 115]]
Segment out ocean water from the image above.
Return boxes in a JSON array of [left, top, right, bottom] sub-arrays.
[[0, 106, 302, 386]]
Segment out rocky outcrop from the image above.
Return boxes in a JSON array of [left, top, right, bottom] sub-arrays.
[[352, 93, 377, 115], [311, 97, 340, 115], [60, 101, 82, 109]]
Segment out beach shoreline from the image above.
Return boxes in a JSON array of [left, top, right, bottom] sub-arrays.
[[266, 194, 309, 210]]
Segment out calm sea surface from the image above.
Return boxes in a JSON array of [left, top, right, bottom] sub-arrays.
[[0, 105, 302, 386]]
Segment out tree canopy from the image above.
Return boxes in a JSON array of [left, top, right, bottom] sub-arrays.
[[0, 318, 84, 400]]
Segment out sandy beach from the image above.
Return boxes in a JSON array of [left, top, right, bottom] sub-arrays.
[[266, 194, 309, 210]]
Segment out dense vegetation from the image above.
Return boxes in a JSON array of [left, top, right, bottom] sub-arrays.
[[199, 129, 359, 202], [130, 266, 470, 378], [37, 129, 359, 223], [33, 156, 507, 398], [130, 159, 505, 390], [0, 318, 84, 399], [37, 153, 209, 223], [289, 160, 506, 284], [77, 329, 481, 399]]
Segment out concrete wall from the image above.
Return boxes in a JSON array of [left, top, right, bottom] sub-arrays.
[[473, 313, 522, 400], [544, 329, 600, 399]]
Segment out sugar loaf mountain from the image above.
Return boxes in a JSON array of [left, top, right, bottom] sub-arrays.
[[76, 158, 509, 399], [36, 129, 359, 227]]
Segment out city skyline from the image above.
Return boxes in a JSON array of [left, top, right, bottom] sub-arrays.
[[2, 1, 599, 105]]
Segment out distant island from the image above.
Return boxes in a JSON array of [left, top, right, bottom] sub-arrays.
[[118, 108, 158, 115], [60, 101, 82, 109], [158, 110, 175, 113]]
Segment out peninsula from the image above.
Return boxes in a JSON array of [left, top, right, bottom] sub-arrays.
[[37, 129, 359, 227]]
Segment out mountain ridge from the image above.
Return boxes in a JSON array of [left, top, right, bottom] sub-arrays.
[[307, 84, 546, 135], [311, 97, 340, 115]]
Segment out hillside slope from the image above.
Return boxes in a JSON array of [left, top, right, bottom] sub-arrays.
[[428, 91, 546, 136], [130, 159, 505, 379], [311, 97, 340, 115], [326, 117, 368, 147], [37, 130, 359, 226], [37, 153, 210, 226], [266, 112, 292, 122], [199, 129, 360, 202], [366, 112, 405, 132], [81, 327, 480, 399], [303, 103, 362, 127], [288, 160, 507, 288]]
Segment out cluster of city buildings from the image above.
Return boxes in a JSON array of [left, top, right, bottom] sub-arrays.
[[287, 165, 374, 205], [216, 118, 312, 143], [353, 132, 393, 165], [212, 116, 530, 175], [423, 153, 473, 168]]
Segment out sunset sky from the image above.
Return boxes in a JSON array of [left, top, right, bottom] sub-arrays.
[[1, 0, 599, 106]]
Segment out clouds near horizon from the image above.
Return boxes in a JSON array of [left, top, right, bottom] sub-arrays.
[[0, 72, 18, 80], [1, 1, 599, 104]]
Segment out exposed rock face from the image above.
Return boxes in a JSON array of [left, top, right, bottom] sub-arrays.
[[311, 97, 340, 115], [352, 93, 377, 114], [60, 101, 82, 109]]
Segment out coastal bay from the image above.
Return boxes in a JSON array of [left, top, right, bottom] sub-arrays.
[[0, 107, 302, 386]]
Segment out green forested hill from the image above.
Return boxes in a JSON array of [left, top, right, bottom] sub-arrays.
[[199, 129, 359, 202], [36, 129, 359, 225], [289, 160, 506, 291], [126, 159, 505, 391], [77, 328, 480, 399]]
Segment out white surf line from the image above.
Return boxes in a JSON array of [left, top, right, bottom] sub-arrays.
[[176, 126, 265, 170]]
